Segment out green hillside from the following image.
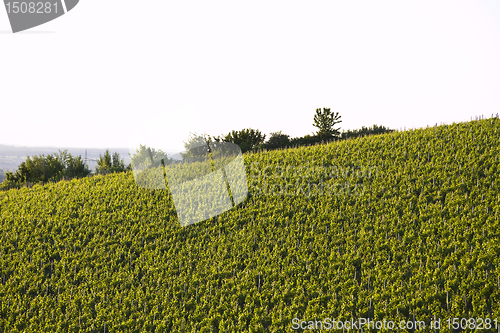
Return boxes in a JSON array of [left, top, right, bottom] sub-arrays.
[[1, 118, 500, 332]]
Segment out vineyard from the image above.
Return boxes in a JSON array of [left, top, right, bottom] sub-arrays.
[[1, 118, 500, 332]]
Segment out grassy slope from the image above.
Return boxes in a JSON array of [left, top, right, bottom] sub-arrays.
[[0, 118, 499, 332]]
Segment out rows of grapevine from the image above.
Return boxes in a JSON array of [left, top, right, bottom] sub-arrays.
[[0, 118, 499, 332]]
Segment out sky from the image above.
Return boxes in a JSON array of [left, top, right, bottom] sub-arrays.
[[1, 0, 500, 153]]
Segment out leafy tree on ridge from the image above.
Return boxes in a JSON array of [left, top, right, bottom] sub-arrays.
[[313, 107, 342, 139], [212, 128, 266, 153], [262, 131, 291, 150]]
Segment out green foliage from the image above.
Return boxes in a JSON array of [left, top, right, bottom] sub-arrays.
[[129, 144, 170, 169], [0, 118, 499, 331], [289, 134, 323, 147], [261, 131, 291, 151], [312, 107, 342, 138], [181, 133, 212, 162], [57, 150, 91, 179], [214, 128, 266, 153], [1, 150, 90, 189], [184, 133, 210, 150], [289, 124, 392, 149], [95, 149, 128, 175], [341, 124, 395, 140]]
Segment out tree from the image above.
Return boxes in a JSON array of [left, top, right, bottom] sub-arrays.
[[95, 150, 127, 174], [2, 150, 90, 185], [62, 153, 91, 179], [217, 128, 266, 153], [27, 154, 65, 182], [112, 152, 123, 169], [313, 108, 342, 138], [129, 145, 170, 169], [95, 150, 112, 174], [289, 134, 322, 147], [181, 133, 211, 161], [184, 133, 210, 150], [262, 131, 291, 150]]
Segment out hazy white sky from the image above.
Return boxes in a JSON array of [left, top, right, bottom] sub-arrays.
[[1, 0, 500, 152]]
